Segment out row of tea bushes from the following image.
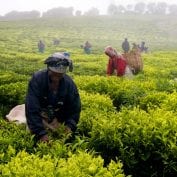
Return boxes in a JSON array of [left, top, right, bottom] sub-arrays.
[[0, 76, 116, 135], [0, 82, 128, 176], [0, 118, 82, 163], [0, 81, 27, 117], [0, 119, 129, 177], [1, 74, 177, 114], [78, 90, 116, 135], [0, 149, 128, 177], [0, 86, 116, 158], [0, 81, 27, 107], [0, 118, 34, 163], [142, 52, 177, 79], [75, 76, 156, 109], [74, 75, 177, 110], [138, 91, 168, 111], [88, 107, 177, 177], [71, 53, 107, 76], [0, 53, 45, 76], [1, 75, 177, 136], [0, 118, 72, 163], [0, 79, 115, 134], [0, 71, 29, 85], [1, 96, 177, 176], [1, 51, 177, 176], [139, 91, 177, 112], [1, 73, 177, 121]]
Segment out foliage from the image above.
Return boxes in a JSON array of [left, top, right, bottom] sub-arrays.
[[89, 107, 177, 176], [0, 119, 34, 163], [0, 82, 26, 107], [0, 150, 129, 177], [0, 17, 177, 177]]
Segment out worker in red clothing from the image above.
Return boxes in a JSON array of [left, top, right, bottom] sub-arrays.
[[104, 46, 133, 77]]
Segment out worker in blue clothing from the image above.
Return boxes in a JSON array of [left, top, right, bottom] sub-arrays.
[[83, 41, 92, 54], [38, 40, 45, 53], [25, 52, 81, 143], [122, 38, 130, 53]]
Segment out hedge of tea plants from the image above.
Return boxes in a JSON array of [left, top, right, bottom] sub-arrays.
[[1, 17, 177, 177]]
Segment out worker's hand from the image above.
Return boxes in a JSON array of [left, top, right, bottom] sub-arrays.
[[39, 134, 49, 143], [50, 118, 61, 130], [65, 126, 72, 134], [42, 118, 60, 131]]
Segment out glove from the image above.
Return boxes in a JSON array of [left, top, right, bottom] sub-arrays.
[[39, 134, 49, 143]]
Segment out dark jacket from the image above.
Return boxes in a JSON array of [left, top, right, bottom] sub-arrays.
[[25, 69, 81, 138]]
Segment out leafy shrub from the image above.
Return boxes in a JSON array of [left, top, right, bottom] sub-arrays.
[[0, 82, 27, 106], [138, 91, 168, 111], [0, 71, 28, 85], [0, 151, 57, 177], [0, 53, 44, 76], [0, 119, 34, 163], [0, 150, 129, 177], [161, 91, 177, 113], [89, 107, 177, 177], [78, 90, 115, 135], [0, 82, 27, 116], [75, 76, 156, 109]]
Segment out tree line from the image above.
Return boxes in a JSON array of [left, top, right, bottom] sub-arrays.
[[0, 1, 177, 20], [108, 2, 177, 15]]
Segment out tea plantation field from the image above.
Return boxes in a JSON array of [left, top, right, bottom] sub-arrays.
[[0, 15, 177, 177]]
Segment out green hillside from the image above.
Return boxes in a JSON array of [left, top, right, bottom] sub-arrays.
[[0, 15, 177, 55], [0, 16, 177, 177]]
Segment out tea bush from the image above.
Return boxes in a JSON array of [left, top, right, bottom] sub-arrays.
[[89, 107, 177, 176], [1, 17, 177, 177], [0, 150, 129, 177], [0, 82, 27, 108], [78, 90, 116, 135]]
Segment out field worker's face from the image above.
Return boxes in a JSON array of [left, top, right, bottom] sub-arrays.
[[49, 70, 63, 82]]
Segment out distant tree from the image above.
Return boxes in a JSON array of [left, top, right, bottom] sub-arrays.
[[168, 4, 177, 15], [126, 4, 134, 11], [42, 7, 74, 18], [75, 10, 82, 16], [84, 7, 99, 16], [146, 3, 156, 14], [107, 4, 118, 15], [134, 2, 146, 14], [124, 4, 134, 14], [155, 2, 167, 15], [28, 10, 41, 18], [4, 10, 40, 20], [117, 5, 126, 14]]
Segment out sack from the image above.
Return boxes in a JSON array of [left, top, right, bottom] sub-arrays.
[[6, 104, 26, 124], [6, 104, 60, 131], [123, 48, 143, 74]]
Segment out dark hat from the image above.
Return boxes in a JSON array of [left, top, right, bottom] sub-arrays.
[[44, 52, 71, 73]]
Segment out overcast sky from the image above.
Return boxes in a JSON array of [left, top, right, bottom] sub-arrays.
[[0, 0, 177, 16]]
